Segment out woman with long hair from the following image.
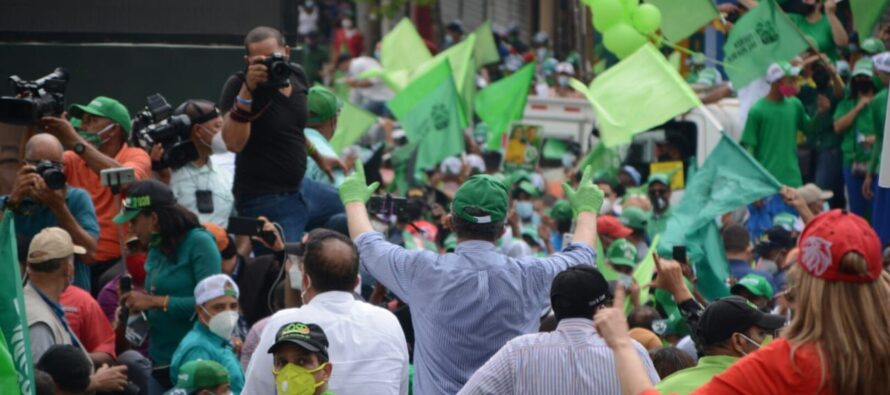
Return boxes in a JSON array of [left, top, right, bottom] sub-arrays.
[[595, 209, 890, 395], [116, 179, 221, 391]]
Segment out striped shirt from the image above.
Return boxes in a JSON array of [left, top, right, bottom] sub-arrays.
[[355, 232, 597, 395], [459, 318, 660, 395]]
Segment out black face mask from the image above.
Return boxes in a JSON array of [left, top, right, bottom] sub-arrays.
[[852, 78, 875, 97], [799, 3, 817, 15]]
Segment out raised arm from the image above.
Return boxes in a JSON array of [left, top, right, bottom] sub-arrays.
[[561, 165, 604, 248]]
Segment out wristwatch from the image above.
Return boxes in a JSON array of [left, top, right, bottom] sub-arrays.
[[73, 142, 86, 155]]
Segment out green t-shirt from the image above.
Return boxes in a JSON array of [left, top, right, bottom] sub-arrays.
[[741, 97, 809, 187], [788, 13, 838, 60], [870, 89, 888, 173], [798, 85, 841, 151], [833, 97, 876, 165], [144, 228, 222, 365], [654, 355, 740, 395], [646, 206, 673, 240]]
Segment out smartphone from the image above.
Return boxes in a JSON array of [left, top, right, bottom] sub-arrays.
[[125, 312, 150, 347], [100, 167, 136, 188], [673, 245, 687, 265], [120, 274, 133, 293], [367, 194, 407, 217], [228, 216, 277, 245]]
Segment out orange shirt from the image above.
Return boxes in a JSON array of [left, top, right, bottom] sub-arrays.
[[63, 146, 151, 261], [61, 285, 116, 358]]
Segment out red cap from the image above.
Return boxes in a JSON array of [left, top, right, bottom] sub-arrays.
[[798, 210, 882, 282], [597, 215, 633, 239]]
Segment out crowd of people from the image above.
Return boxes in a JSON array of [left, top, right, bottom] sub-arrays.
[[4, 0, 890, 394]]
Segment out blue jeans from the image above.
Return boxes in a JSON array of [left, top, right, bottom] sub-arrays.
[[236, 190, 308, 245], [814, 149, 845, 209], [843, 166, 875, 218], [874, 184, 890, 246], [302, 178, 346, 233]]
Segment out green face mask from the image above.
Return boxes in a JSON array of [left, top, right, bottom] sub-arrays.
[[148, 232, 162, 248], [274, 363, 327, 395], [77, 123, 116, 148]]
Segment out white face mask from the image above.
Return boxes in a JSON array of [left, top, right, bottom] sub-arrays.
[[600, 199, 613, 215], [287, 257, 303, 290], [759, 259, 778, 275], [342, 19, 353, 29], [200, 126, 228, 155], [203, 307, 239, 340]]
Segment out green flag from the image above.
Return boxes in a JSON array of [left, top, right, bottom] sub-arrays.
[[475, 61, 535, 150], [577, 142, 621, 180], [472, 21, 501, 67], [658, 134, 782, 301], [414, 35, 477, 128], [646, 0, 719, 42], [722, 0, 808, 88], [329, 101, 378, 152], [633, 235, 661, 307], [0, 330, 17, 395], [571, 44, 701, 147], [381, 18, 432, 74], [596, 237, 619, 281], [388, 60, 465, 170], [0, 212, 36, 395], [851, 0, 890, 38]]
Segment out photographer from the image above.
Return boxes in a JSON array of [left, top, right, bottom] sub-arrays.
[[39, 96, 151, 293], [1, 133, 99, 290], [166, 99, 235, 228], [219, 26, 343, 245]]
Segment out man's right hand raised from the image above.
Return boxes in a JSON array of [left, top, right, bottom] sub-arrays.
[[244, 56, 270, 92], [561, 165, 605, 217]]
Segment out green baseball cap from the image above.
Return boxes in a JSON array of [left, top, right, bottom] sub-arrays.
[[515, 181, 540, 198], [548, 200, 573, 221], [452, 174, 509, 224], [620, 206, 648, 231], [68, 96, 132, 136], [307, 86, 342, 123], [607, 238, 638, 268], [647, 173, 671, 188], [861, 37, 886, 55], [170, 360, 229, 394], [731, 274, 774, 300], [852, 58, 874, 78], [112, 180, 176, 224], [772, 212, 797, 232]]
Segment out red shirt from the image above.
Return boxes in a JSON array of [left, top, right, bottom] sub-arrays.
[[63, 145, 151, 261], [61, 285, 117, 359], [333, 28, 364, 58]]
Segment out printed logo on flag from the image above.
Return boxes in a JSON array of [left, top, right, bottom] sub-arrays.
[[431, 103, 450, 131], [755, 21, 778, 45], [801, 236, 832, 276]]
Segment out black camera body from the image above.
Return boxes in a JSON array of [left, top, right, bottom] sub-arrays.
[[0, 68, 69, 125], [261, 53, 294, 88], [34, 160, 66, 190], [131, 94, 197, 169]]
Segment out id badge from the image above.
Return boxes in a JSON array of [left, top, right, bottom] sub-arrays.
[[196, 190, 214, 213]]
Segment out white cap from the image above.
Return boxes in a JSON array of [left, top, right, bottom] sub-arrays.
[[555, 62, 575, 75], [194, 274, 240, 305], [765, 62, 800, 84], [873, 52, 890, 74], [439, 156, 462, 176], [465, 154, 486, 174]]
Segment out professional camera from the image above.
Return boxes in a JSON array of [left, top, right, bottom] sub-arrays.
[[260, 53, 294, 88], [0, 68, 69, 125], [34, 160, 66, 190], [131, 94, 197, 169]]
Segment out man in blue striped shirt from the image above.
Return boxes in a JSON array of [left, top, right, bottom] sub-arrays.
[[459, 265, 660, 394], [339, 163, 604, 394]]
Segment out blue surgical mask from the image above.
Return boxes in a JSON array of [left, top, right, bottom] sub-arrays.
[[516, 201, 534, 219], [557, 75, 570, 87]]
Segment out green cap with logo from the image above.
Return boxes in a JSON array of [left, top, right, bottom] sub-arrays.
[[607, 238, 638, 268], [772, 212, 797, 232], [168, 360, 229, 395], [113, 180, 177, 224], [452, 174, 509, 224], [852, 58, 874, 78], [620, 206, 648, 231], [861, 37, 886, 55], [68, 96, 132, 136], [307, 86, 342, 123], [647, 173, 671, 188], [548, 200, 573, 221], [731, 274, 774, 300]]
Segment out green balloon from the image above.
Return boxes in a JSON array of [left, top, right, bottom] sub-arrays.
[[632, 3, 662, 35], [592, 0, 625, 33], [603, 23, 648, 59], [622, 0, 641, 21]]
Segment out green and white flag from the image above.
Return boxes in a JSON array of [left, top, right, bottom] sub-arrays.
[[0, 212, 36, 395], [722, 0, 808, 88], [329, 101, 378, 152], [646, 0, 719, 42], [475, 62, 535, 150]]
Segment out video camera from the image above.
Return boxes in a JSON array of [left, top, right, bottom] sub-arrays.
[[131, 93, 197, 169], [261, 53, 295, 88], [0, 68, 69, 125]]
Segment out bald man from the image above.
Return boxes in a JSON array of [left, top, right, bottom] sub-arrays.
[[2, 133, 99, 290]]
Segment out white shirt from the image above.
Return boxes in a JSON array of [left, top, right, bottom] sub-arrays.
[[458, 318, 660, 395], [170, 159, 234, 228], [242, 291, 409, 395], [348, 56, 395, 104]]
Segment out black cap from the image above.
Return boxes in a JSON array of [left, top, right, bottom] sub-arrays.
[[550, 265, 611, 318], [36, 345, 92, 393], [698, 296, 786, 345], [755, 226, 796, 255], [268, 322, 330, 361], [113, 179, 177, 224]]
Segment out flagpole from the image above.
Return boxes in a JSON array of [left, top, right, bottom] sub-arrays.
[[697, 104, 724, 133]]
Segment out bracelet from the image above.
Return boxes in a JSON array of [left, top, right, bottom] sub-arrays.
[[235, 95, 253, 106], [228, 110, 250, 123]]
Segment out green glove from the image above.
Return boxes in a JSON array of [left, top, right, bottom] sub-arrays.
[[339, 160, 380, 204], [562, 165, 605, 216]]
